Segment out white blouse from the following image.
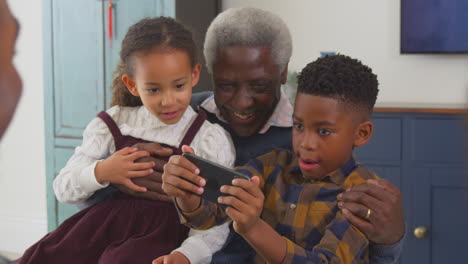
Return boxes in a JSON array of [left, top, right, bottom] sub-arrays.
[[53, 105, 236, 264]]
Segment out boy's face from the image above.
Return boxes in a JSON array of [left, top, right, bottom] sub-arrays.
[[292, 93, 372, 180]]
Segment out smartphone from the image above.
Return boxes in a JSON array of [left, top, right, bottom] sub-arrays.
[[182, 153, 251, 205]]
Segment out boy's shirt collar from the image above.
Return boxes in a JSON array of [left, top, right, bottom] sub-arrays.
[[200, 88, 293, 134], [288, 156, 358, 185]]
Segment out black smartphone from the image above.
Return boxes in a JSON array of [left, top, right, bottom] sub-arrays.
[[182, 153, 251, 205]]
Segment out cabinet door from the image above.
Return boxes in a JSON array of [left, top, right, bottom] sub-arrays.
[[103, 0, 175, 106], [44, 0, 175, 230], [404, 167, 468, 264], [44, 0, 106, 231], [401, 116, 466, 264]]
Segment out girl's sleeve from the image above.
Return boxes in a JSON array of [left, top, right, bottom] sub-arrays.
[[172, 222, 231, 264], [172, 122, 235, 263], [192, 122, 236, 169], [53, 116, 113, 204]]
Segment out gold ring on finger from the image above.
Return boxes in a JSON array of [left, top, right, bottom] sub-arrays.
[[365, 208, 371, 220]]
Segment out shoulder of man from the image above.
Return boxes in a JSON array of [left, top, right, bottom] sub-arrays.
[[190, 91, 213, 109]]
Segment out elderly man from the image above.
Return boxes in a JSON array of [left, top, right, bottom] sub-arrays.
[[98, 7, 405, 264]]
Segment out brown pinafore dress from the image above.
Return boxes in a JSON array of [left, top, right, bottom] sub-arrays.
[[18, 109, 207, 264]]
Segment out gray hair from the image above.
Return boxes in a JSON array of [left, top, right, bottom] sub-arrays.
[[204, 7, 292, 73]]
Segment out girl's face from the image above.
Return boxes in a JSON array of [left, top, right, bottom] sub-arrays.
[[123, 49, 200, 125]]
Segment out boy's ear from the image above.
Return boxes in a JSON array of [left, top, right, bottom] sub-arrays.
[[353, 121, 373, 147], [190, 64, 202, 88], [280, 63, 289, 85], [122, 74, 139, 96]]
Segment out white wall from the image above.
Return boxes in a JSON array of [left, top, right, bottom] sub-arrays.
[[223, 0, 468, 107], [0, 0, 47, 254]]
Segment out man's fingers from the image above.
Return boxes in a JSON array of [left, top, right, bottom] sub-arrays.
[[346, 183, 394, 203], [342, 208, 375, 235], [368, 179, 401, 196], [128, 168, 153, 178], [165, 157, 203, 185], [134, 155, 166, 172], [339, 201, 375, 221], [118, 147, 138, 155], [133, 177, 164, 193], [130, 161, 155, 171], [133, 142, 173, 157], [127, 150, 150, 161], [339, 189, 383, 212], [123, 179, 147, 192]]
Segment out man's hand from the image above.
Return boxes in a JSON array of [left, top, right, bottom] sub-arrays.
[[337, 179, 405, 245], [153, 251, 190, 264], [218, 176, 264, 236], [112, 143, 173, 201]]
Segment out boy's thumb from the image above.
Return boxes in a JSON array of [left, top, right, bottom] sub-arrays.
[[181, 145, 195, 154], [251, 176, 261, 186]]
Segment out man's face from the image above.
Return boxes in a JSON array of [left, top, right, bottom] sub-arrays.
[[0, 0, 22, 139], [212, 46, 286, 137]]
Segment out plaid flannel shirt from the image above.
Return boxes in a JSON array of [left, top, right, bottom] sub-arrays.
[[178, 149, 379, 264]]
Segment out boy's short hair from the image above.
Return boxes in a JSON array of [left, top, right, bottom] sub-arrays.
[[297, 54, 379, 119]]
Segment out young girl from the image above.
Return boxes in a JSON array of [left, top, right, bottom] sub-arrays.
[[19, 17, 234, 264]]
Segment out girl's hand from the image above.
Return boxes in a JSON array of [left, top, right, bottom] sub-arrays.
[[162, 145, 205, 212], [218, 176, 264, 236], [153, 251, 190, 264], [94, 147, 154, 192]]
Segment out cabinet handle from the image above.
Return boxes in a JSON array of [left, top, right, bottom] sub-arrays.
[[413, 226, 427, 239]]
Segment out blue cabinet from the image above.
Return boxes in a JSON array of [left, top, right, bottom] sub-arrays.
[[354, 112, 467, 264], [43, 0, 175, 230]]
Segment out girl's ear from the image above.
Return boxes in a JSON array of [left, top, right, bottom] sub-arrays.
[[122, 74, 139, 96], [353, 121, 373, 148], [190, 64, 202, 88]]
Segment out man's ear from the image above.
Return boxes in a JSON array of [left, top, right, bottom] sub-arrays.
[[122, 74, 139, 96], [190, 64, 202, 88], [354, 121, 373, 147], [280, 63, 289, 85]]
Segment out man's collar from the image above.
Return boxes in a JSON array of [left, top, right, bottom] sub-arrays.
[[200, 87, 293, 134]]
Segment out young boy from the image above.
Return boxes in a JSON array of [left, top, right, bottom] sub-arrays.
[[162, 54, 380, 263]]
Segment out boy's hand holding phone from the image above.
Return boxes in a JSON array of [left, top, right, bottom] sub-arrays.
[[218, 176, 264, 236], [162, 146, 205, 212]]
